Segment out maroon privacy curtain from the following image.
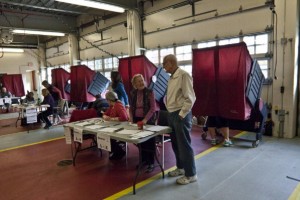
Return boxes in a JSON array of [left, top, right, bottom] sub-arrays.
[[52, 68, 70, 100], [70, 65, 96, 102], [192, 42, 252, 120], [2, 74, 25, 97], [118, 55, 158, 95]]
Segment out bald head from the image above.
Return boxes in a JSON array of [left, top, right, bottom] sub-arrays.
[[163, 54, 178, 74]]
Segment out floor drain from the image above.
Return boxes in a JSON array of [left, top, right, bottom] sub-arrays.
[[57, 159, 73, 166]]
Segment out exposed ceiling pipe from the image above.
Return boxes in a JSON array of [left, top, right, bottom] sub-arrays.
[[0, 0, 83, 15]]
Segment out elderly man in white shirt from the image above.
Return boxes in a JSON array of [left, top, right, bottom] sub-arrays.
[[163, 54, 197, 185]]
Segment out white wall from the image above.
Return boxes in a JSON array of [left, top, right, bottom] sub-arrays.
[[0, 50, 39, 97]]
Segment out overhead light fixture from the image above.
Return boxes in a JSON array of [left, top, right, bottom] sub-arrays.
[[0, 48, 24, 53], [55, 0, 125, 13], [12, 29, 65, 36]]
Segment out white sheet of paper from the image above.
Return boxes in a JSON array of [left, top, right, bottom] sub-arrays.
[[64, 127, 72, 144], [117, 129, 141, 135], [131, 131, 155, 139], [85, 124, 105, 130], [0, 98, 4, 106], [26, 113, 37, 123], [98, 127, 121, 133], [145, 126, 168, 132], [4, 98, 11, 104], [26, 107, 37, 114], [97, 133, 111, 151], [75, 121, 92, 126], [74, 127, 83, 143]]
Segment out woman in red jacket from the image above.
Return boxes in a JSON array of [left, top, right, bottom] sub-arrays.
[[103, 91, 129, 160]]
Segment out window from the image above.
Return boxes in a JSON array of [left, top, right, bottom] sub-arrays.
[[219, 37, 240, 46], [145, 49, 159, 65], [87, 60, 95, 69], [176, 45, 192, 61], [104, 57, 113, 70], [160, 47, 174, 64], [46, 67, 52, 83], [41, 68, 46, 82], [104, 71, 111, 80], [95, 59, 102, 71], [257, 59, 269, 79], [112, 57, 119, 69], [243, 34, 268, 55], [81, 60, 87, 66], [180, 64, 192, 76], [197, 41, 217, 49]]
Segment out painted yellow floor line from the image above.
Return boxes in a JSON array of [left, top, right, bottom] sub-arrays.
[[289, 183, 300, 200], [104, 131, 247, 199], [0, 137, 65, 153]]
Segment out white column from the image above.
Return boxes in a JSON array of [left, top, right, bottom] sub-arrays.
[[68, 34, 80, 66], [127, 10, 142, 56]]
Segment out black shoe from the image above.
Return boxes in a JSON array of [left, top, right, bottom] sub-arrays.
[[109, 150, 125, 160], [145, 164, 154, 173], [44, 124, 52, 129]]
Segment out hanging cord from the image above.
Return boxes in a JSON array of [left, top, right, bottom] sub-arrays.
[[272, 8, 278, 80], [80, 36, 119, 60]]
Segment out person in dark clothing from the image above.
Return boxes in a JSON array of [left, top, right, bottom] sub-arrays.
[[130, 74, 159, 173], [41, 80, 62, 106], [110, 71, 129, 108], [91, 93, 109, 117], [38, 89, 55, 129], [24, 91, 35, 104], [1, 87, 12, 112]]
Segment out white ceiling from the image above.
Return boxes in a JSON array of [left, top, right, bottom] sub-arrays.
[[0, 0, 139, 48]]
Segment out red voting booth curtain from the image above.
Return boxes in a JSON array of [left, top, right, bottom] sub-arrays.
[[51, 68, 70, 100], [2, 74, 25, 97], [192, 42, 252, 120], [69, 109, 98, 122], [70, 65, 96, 102], [118, 55, 158, 95]]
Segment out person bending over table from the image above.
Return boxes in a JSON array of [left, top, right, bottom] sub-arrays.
[[103, 91, 129, 160], [1, 87, 12, 113], [129, 74, 159, 173], [38, 89, 55, 129]]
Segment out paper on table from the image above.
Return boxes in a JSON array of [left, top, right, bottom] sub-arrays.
[[145, 125, 168, 132], [75, 121, 92, 126], [85, 124, 105, 130], [117, 129, 141, 135], [130, 131, 155, 139], [98, 127, 122, 133]]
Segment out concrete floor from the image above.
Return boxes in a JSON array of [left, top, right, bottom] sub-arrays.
[[118, 134, 300, 200], [1, 126, 300, 200]]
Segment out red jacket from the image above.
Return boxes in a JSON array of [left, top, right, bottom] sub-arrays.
[[104, 101, 129, 121]]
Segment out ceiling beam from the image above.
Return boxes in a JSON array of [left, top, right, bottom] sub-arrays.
[[0, 0, 84, 15]]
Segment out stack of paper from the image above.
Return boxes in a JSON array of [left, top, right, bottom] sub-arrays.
[[130, 131, 155, 139], [98, 127, 123, 133], [117, 129, 141, 135], [85, 124, 105, 130]]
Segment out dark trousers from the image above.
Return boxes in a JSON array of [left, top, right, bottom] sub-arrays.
[[134, 117, 155, 165], [38, 110, 53, 126]]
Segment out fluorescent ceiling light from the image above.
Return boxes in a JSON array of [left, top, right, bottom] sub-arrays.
[[55, 0, 125, 13], [12, 29, 65, 36], [0, 48, 24, 53]]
